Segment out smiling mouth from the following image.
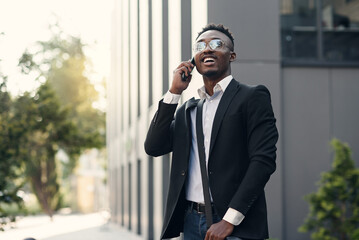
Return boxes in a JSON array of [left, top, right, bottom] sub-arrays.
[[203, 57, 215, 63]]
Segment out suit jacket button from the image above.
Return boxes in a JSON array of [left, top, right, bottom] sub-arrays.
[[181, 171, 186, 176]]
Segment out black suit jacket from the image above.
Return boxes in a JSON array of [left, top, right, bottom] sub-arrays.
[[145, 79, 278, 239]]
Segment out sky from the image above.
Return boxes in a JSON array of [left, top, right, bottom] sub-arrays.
[[0, 0, 112, 106]]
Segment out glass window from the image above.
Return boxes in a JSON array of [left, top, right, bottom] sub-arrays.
[[281, 0, 359, 63], [281, 0, 318, 59], [322, 0, 359, 61]]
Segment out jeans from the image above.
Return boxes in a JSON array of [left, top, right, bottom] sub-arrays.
[[183, 205, 263, 240], [183, 206, 243, 240], [183, 206, 220, 240]]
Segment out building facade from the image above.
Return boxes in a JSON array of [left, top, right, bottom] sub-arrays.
[[107, 0, 359, 239]]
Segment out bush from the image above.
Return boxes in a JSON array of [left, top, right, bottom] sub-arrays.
[[299, 138, 359, 240]]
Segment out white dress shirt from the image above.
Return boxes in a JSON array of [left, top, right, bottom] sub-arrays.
[[163, 75, 244, 226]]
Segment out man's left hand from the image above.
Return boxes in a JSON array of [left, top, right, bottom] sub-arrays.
[[205, 219, 234, 240]]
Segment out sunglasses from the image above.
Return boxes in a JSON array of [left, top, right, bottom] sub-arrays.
[[193, 39, 226, 53]]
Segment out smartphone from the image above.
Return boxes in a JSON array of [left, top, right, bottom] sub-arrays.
[[181, 57, 196, 81]]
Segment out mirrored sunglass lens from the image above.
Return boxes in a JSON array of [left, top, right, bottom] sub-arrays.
[[209, 40, 223, 50], [194, 42, 206, 52]]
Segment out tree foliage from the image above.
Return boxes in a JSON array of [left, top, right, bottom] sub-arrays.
[[299, 138, 359, 240], [1, 78, 101, 221], [19, 23, 105, 167], [12, 82, 99, 218], [0, 23, 105, 223], [0, 76, 24, 230]]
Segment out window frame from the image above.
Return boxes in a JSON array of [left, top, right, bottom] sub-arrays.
[[281, 0, 359, 67]]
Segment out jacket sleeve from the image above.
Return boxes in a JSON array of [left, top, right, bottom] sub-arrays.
[[229, 85, 278, 215], [144, 100, 177, 157]]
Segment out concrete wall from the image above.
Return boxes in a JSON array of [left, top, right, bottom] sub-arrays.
[[282, 67, 359, 240]]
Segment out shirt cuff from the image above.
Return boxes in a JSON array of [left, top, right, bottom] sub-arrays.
[[163, 91, 181, 104], [223, 208, 245, 226]]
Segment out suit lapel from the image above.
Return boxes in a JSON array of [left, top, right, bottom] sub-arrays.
[[209, 79, 240, 156], [185, 97, 199, 111], [184, 97, 199, 132]]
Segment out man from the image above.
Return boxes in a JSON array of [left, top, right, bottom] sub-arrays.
[[145, 24, 278, 240]]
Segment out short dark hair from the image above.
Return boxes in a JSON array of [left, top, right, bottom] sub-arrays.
[[196, 23, 234, 47]]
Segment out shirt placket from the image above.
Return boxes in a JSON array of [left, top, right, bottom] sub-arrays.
[[203, 98, 212, 166]]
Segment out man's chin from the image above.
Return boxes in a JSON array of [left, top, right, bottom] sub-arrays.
[[202, 70, 218, 77]]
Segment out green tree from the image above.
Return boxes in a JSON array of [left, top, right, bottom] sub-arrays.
[[19, 24, 105, 170], [12, 82, 99, 218], [0, 34, 20, 229], [0, 75, 25, 230], [1, 22, 104, 223], [299, 138, 359, 240]]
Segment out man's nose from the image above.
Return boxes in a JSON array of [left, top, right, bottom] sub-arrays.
[[202, 44, 213, 53]]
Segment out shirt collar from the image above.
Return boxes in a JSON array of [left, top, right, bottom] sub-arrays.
[[198, 75, 233, 100]]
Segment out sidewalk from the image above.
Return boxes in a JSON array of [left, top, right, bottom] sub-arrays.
[[0, 212, 144, 240]]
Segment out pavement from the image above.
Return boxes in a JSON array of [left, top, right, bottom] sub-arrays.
[[0, 212, 144, 240]]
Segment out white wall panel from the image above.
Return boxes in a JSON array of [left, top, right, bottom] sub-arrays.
[[168, 0, 182, 89], [151, 0, 163, 101]]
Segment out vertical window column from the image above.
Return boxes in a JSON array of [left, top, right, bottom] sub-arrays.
[[181, 0, 192, 61], [148, 156, 154, 239], [137, 159, 142, 235], [162, 0, 169, 95], [148, 0, 153, 107]]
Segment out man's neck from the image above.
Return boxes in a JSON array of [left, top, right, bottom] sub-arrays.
[[203, 73, 231, 96]]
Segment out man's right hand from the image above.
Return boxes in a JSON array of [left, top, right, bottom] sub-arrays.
[[169, 60, 195, 94]]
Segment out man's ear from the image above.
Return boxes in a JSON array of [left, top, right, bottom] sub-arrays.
[[229, 52, 236, 62]]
